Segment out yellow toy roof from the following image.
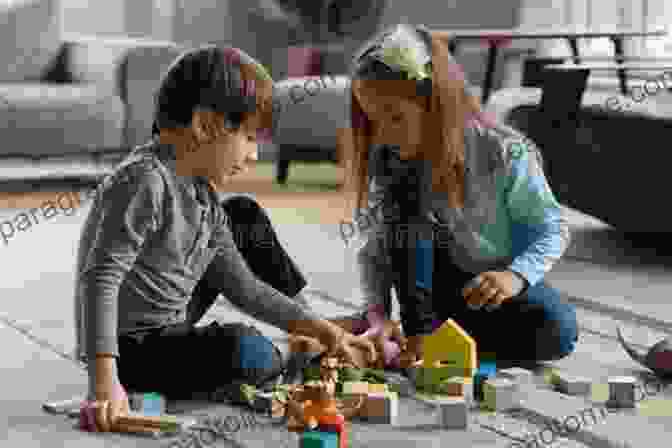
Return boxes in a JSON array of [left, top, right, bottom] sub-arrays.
[[422, 319, 477, 372]]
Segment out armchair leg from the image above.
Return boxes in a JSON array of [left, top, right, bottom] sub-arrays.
[[276, 159, 290, 184]]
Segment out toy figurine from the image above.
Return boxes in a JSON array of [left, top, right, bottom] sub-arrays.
[[286, 381, 362, 432]]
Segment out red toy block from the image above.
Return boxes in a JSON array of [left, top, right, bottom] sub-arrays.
[[316, 413, 347, 448]]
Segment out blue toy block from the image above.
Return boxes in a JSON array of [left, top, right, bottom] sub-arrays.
[[128, 392, 165, 416], [474, 361, 497, 401], [478, 360, 497, 376], [300, 430, 339, 448]]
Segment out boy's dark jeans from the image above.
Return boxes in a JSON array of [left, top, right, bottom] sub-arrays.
[[387, 220, 579, 365], [117, 196, 306, 398]]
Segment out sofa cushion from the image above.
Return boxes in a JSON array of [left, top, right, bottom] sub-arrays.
[[273, 75, 349, 149], [0, 84, 124, 157], [0, 0, 62, 82]]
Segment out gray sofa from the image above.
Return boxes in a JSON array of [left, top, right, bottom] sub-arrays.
[[0, 0, 184, 183], [272, 75, 350, 183]]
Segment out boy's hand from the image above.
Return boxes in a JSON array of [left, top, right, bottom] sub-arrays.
[[92, 356, 130, 432], [397, 335, 424, 368]]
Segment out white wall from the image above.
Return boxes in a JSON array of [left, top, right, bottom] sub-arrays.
[[61, 0, 173, 40], [61, 0, 126, 36]]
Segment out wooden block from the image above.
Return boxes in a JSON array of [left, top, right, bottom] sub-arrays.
[[368, 383, 388, 393], [546, 368, 562, 386], [497, 367, 534, 386], [359, 392, 398, 424], [383, 372, 415, 397], [300, 430, 339, 448], [342, 381, 369, 395], [555, 373, 592, 396], [474, 362, 496, 402], [422, 319, 477, 377], [437, 376, 467, 396], [607, 376, 637, 408], [115, 412, 185, 432], [478, 360, 497, 377], [591, 382, 610, 403], [114, 422, 163, 438], [482, 378, 518, 412], [129, 392, 166, 416], [415, 365, 472, 392], [637, 397, 672, 417], [436, 396, 468, 429], [316, 415, 348, 448]]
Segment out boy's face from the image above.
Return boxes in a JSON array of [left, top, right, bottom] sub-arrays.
[[182, 111, 259, 189]]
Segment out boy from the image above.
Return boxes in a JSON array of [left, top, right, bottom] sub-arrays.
[[74, 45, 375, 432]]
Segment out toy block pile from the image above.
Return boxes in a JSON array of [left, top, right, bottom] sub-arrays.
[[409, 319, 548, 428]]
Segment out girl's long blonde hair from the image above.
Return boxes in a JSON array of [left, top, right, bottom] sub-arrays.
[[340, 25, 494, 215]]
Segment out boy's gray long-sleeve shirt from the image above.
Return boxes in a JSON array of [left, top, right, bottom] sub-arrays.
[[74, 140, 319, 374]]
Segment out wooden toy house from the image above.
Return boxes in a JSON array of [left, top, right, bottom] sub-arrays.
[[416, 319, 477, 392]]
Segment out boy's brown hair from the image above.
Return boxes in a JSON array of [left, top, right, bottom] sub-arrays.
[[153, 45, 274, 142]]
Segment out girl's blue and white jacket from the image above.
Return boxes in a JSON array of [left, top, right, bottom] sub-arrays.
[[355, 123, 571, 327]]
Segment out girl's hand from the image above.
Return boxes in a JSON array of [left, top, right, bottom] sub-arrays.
[[364, 320, 406, 369], [462, 270, 523, 311]]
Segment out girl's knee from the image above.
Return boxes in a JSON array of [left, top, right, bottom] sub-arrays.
[[538, 302, 579, 361]]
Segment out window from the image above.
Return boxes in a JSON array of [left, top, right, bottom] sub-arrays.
[[531, 0, 670, 58]]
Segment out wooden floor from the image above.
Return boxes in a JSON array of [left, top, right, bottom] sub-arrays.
[[0, 164, 354, 224]]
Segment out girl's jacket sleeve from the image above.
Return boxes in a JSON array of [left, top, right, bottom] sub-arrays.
[[503, 136, 572, 288], [354, 176, 394, 318]]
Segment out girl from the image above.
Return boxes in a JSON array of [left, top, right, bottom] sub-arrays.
[[335, 24, 579, 369], [73, 45, 376, 432]]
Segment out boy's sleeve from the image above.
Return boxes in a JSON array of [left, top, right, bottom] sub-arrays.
[[208, 214, 321, 333], [81, 163, 165, 359], [503, 136, 572, 288]]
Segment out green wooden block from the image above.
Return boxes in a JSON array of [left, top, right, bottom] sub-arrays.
[[591, 382, 610, 403], [415, 366, 469, 392], [637, 398, 672, 417]]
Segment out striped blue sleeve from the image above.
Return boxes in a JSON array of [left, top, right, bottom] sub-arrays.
[[503, 137, 571, 287]]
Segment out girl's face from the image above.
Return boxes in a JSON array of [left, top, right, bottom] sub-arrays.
[[353, 80, 427, 160], [184, 111, 259, 189]]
